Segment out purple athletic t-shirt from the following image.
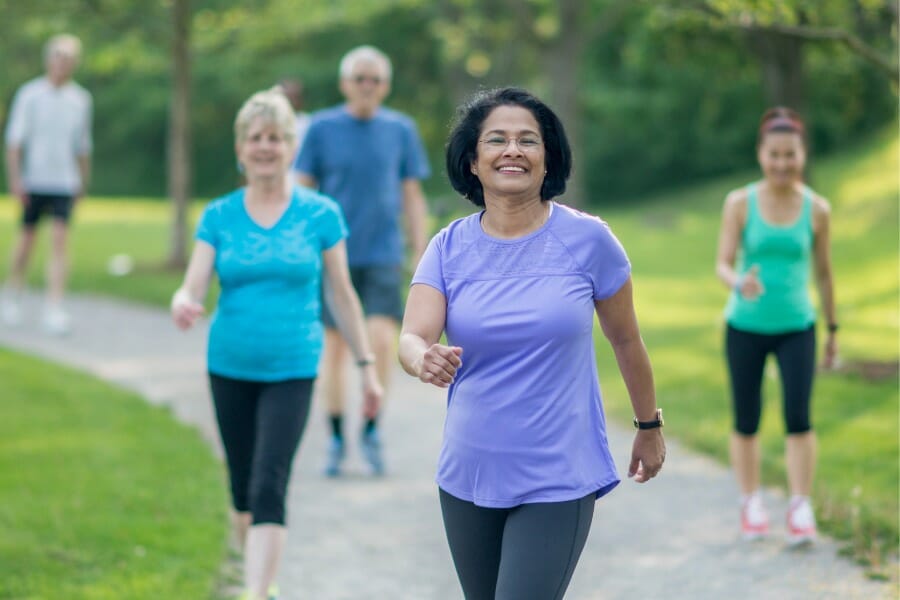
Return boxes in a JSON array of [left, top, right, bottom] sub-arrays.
[[412, 202, 631, 507]]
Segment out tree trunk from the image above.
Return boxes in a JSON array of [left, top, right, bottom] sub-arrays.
[[167, 0, 191, 269], [541, 0, 585, 206], [746, 28, 806, 111]]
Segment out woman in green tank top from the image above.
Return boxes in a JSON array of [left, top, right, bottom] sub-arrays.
[[715, 107, 838, 545]]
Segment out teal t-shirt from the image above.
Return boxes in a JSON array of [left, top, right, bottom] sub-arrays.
[[196, 186, 348, 381], [725, 184, 816, 334]]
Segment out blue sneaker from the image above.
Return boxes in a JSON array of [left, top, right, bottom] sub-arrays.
[[360, 429, 385, 476], [324, 436, 345, 477]]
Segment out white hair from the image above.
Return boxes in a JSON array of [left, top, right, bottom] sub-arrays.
[[234, 87, 297, 143], [338, 45, 392, 81], [44, 34, 82, 63]]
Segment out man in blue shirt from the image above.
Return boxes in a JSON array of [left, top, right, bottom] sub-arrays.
[[295, 45, 430, 476]]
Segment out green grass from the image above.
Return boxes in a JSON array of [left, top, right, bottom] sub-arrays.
[[592, 127, 899, 569], [0, 198, 205, 308], [0, 349, 228, 599]]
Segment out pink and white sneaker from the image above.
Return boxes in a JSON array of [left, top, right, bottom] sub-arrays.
[[786, 496, 817, 545], [741, 493, 770, 540]]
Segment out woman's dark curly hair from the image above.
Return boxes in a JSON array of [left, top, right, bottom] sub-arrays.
[[445, 87, 572, 207]]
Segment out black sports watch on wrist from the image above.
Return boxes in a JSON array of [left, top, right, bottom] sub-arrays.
[[827, 322, 839, 334], [634, 408, 664, 430]]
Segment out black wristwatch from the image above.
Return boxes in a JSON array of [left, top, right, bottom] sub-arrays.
[[634, 408, 664, 430], [827, 322, 839, 334], [356, 356, 375, 367]]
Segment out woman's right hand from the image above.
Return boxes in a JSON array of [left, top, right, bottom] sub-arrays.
[[171, 292, 205, 330], [736, 265, 764, 300], [415, 344, 463, 388]]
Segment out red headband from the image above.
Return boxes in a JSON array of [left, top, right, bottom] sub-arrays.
[[761, 116, 804, 135]]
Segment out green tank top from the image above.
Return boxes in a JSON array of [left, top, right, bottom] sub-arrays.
[[725, 184, 816, 333]]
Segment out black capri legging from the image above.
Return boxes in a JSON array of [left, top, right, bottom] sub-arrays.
[[725, 324, 816, 435], [209, 373, 313, 525], [439, 488, 595, 600]]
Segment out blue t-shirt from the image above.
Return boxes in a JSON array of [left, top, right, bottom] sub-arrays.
[[196, 186, 348, 381], [412, 203, 632, 508], [294, 105, 430, 267]]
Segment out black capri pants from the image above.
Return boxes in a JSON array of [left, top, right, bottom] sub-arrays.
[[439, 488, 595, 600], [209, 373, 314, 525], [725, 324, 816, 435]]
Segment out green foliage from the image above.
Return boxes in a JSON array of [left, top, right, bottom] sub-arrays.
[[0, 348, 228, 599], [0, 0, 895, 202]]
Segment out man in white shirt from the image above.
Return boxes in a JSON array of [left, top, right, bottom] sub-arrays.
[[3, 34, 92, 335]]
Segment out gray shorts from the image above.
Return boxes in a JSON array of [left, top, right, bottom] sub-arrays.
[[321, 264, 404, 328]]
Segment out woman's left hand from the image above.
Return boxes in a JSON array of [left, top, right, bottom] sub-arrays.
[[629, 430, 666, 483], [822, 333, 838, 370], [361, 365, 384, 418]]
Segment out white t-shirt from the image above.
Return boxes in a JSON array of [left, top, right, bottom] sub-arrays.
[[5, 76, 93, 194]]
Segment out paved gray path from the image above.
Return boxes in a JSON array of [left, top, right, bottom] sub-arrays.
[[0, 293, 894, 600]]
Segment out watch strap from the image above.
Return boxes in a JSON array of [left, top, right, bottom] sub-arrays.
[[634, 408, 664, 430]]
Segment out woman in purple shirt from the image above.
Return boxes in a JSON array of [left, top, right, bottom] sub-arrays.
[[399, 87, 665, 599]]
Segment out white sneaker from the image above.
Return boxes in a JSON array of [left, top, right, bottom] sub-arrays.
[[786, 496, 817, 546], [1, 296, 22, 326], [741, 493, 770, 540], [43, 306, 71, 336]]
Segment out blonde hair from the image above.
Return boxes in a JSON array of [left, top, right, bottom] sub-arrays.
[[234, 87, 297, 143], [44, 34, 82, 63], [339, 45, 392, 81]]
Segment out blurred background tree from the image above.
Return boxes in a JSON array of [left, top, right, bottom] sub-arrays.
[[0, 0, 895, 205]]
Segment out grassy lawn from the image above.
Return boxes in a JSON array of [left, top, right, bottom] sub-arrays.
[[592, 127, 899, 571], [0, 348, 228, 599], [0, 198, 204, 308]]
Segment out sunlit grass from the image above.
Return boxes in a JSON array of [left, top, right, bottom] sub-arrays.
[[0, 198, 207, 307], [0, 349, 228, 599]]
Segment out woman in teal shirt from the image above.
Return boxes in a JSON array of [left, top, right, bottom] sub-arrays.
[[171, 88, 382, 600], [715, 107, 837, 546]]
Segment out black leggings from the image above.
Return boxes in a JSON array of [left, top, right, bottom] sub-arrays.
[[439, 488, 595, 600], [209, 373, 313, 525], [725, 324, 816, 435]]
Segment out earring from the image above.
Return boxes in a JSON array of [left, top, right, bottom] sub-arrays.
[[237, 160, 245, 174]]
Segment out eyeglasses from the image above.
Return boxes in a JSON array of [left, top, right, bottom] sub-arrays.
[[351, 74, 384, 85], [479, 135, 543, 153]]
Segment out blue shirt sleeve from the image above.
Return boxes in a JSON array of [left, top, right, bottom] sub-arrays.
[[411, 228, 446, 294], [400, 119, 431, 181], [195, 201, 220, 248], [316, 195, 349, 250], [587, 219, 631, 300]]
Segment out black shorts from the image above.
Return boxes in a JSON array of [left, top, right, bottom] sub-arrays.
[[22, 193, 75, 227], [321, 264, 404, 328]]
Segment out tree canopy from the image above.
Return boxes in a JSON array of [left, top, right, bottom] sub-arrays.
[[1, 0, 896, 202]]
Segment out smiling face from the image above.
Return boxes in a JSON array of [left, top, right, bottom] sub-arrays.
[[235, 117, 296, 181], [472, 105, 546, 202], [757, 131, 806, 188]]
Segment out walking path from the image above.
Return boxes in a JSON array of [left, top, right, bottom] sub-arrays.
[[0, 292, 893, 600]]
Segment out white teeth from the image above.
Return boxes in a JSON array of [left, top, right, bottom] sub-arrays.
[[498, 166, 525, 173]]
